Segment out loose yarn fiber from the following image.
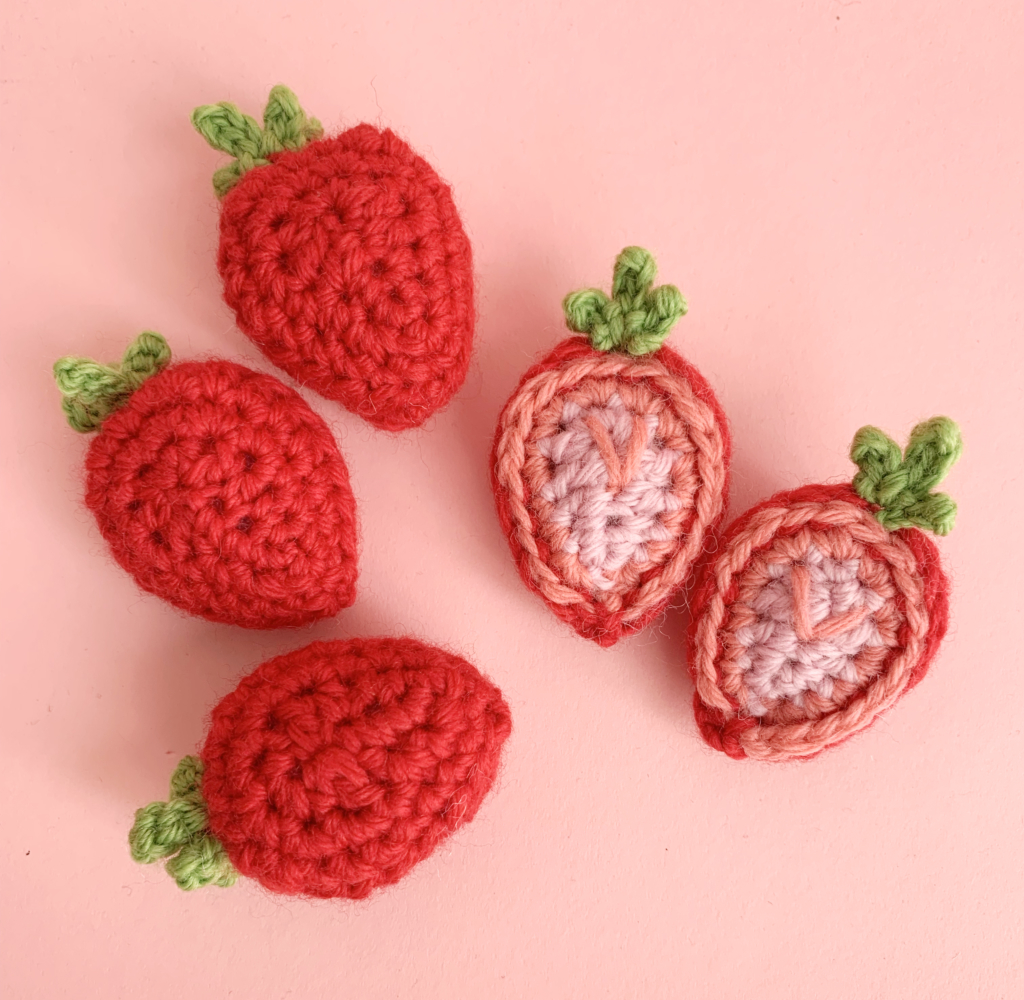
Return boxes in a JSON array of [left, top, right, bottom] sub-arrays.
[[193, 85, 474, 432], [130, 638, 512, 898], [687, 418, 961, 761], [54, 333, 358, 629], [492, 248, 731, 646]]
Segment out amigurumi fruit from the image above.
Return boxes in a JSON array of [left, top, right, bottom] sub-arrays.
[[54, 332, 358, 629], [129, 637, 512, 897], [192, 84, 474, 432], [492, 247, 731, 647], [687, 417, 961, 762]]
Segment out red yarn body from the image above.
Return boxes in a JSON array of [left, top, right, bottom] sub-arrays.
[[200, 638, 511, 899], [217, 125, 474, 432], [85, 360, 358, 628], [491, 336, 732, 646], [686, 483, 950, 760]]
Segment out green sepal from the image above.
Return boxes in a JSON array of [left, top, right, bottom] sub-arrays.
[[128, 756, 238, 892], [53, 331, 171, 433], [165, 836, 238, 891], [851, 416, 963, 535], [192, 84, 323, 197], [262, 84, 323, 151], [562, 246, 687, 356]]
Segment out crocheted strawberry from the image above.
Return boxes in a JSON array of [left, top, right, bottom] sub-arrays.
[[492, 247, 731, 647], [54, 332, 358, 629], [687, 417, 962, 762], [129, 637, 512, 897], [191, 85, 474, 432]]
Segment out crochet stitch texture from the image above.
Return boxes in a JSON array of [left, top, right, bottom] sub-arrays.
[[492, 248, 730, 646], [130, 638, 512, 898], [195, 86, 474, 432], [687, 418, 960, 761], [56, 333, 358, 629]]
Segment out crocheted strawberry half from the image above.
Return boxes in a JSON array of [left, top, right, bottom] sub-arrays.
[[54, 332, 358, 629], [192, 85, 474, 432], [129, 637, 512, 897], [687, 418, 961, 762], [492, 247, 731, 647]]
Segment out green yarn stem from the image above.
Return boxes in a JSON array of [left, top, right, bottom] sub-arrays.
[[192, 84, 323, 197], [128, 756, 238, 891], [563, 246, 688, 356], [851, 416, 963, 535], [53, 331, 171, 433]]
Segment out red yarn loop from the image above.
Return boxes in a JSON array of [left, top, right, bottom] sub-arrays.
[[201, 637, 512, 898]]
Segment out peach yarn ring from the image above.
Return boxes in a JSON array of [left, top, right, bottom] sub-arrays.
[[687, 417, 961, 761], [492, 247, 730, 646]]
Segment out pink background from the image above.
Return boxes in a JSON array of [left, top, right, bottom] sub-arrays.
[[2, 1, 1022, 997]]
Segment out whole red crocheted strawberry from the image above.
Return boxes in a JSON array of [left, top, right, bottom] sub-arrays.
[[129, 637, 512, 897], [54, 332, 358, 629], [492, 247, 731, 647], [192, 85, 474, 432], [687, 418, 961, 762]]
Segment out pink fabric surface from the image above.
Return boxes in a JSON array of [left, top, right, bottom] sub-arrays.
[[1, 1, 1021, 997]]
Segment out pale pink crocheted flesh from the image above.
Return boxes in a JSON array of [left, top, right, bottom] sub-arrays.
[[522, 377, 698, 609], [534, 392, 685, 593], [727, 542, 893, 716], [716, 524, 903, 727]]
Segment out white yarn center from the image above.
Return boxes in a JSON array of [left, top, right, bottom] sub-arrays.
[[536, 394, 682, 592], [732, 544, 887, 715]]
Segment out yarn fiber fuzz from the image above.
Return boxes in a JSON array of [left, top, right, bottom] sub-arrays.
[[687, 418, 961, 762], [492, 248, 731, 647], [55, 333, 358, 629], [194, 85, 474, 432], [129, 638, 512, 898]]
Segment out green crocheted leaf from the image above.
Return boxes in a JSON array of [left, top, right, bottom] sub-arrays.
[[851, 417, 962, 535], [192, 101, 265, 159], [165, 836, 239, 891], [262, 84, 323, 151], [128, 756, 238, 891], [192, 85, 321, 197], [611, 246, 658, 301], [903, 417, 963, 498], [53, 332, 170, 433], [562, 246, 687, 356]]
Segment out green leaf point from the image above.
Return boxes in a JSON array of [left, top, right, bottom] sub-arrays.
[[191, 84, 323, 197], [128, 756, 238, 891], [562, 246, 687, 356], [850, 416, 963, 535], [53, 331, 171, 433]]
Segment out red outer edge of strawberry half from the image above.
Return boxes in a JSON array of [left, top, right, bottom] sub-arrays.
[[685, 482, 951, 760], [491, 335, 732, 647]]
